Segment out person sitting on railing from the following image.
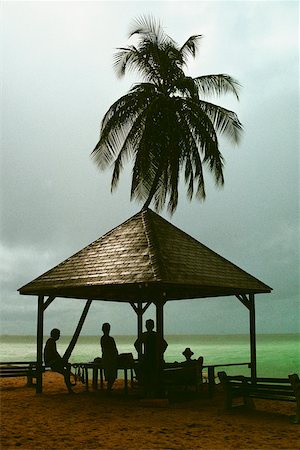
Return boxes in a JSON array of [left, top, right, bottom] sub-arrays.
[[44, 328, 75, 394]]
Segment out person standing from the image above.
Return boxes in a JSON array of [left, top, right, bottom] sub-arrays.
[[134, 319, 168, 398], [100, 322, 118, 391]]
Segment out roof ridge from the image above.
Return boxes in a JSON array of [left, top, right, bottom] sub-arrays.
[[140, 208, 163, 282]]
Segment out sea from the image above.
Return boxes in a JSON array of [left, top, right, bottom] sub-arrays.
[[0, 334, 299, 378]]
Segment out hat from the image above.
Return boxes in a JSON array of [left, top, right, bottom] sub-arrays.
[[182, 347, 194, 358]]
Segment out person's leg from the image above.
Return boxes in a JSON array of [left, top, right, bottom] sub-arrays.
[[105, 366, 117, 391], [63, 369, 75, 393], [51, 362, 74, 393], [107, 377, 114, 391]]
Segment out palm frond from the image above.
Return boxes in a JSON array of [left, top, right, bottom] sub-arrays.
[[129, 15, 162, 39], [111, 113, 147, 191], [92, 85, 155, 168], [180, 35, 202, 62], [194, 74, 241, 100], [92, 16, 243, 213], [200, 100, 243, 144], [113, 46, 139, 78]]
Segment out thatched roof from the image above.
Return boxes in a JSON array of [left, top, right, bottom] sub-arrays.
[[19, 208, 272, 302]]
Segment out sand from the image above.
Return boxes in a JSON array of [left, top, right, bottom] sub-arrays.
[[0, 372, 299, 450]]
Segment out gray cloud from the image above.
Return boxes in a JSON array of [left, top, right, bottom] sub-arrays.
[[1, 1, 299, 336]]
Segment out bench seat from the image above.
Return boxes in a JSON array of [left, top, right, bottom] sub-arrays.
[[218, 371, 300, 424], [0, 362, 52, 387], [0, 362, 40, 386]]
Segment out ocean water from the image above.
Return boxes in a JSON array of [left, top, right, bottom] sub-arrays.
[[0, 334, 299, 378]]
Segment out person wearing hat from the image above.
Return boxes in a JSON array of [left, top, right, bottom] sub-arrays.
[[182, 347, 194, 363]]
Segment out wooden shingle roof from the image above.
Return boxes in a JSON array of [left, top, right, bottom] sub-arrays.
[[19, 208, 272, 302]]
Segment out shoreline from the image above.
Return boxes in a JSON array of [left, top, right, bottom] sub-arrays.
[[1, 372, 299, 449], [1, 332, 300, 337]]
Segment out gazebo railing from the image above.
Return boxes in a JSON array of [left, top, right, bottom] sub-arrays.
[[203, 361, 251, 396]]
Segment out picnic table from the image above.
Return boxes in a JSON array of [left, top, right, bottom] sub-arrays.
[[72, 359, 137, 394]]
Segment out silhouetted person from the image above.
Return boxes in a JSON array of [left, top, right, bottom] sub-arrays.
[[182, 347, 194, 363], [44, 328, 74, 394], [134, 319, 168, 398], [100, 322, 118, 391]]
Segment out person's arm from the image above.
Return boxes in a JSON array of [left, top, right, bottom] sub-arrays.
[[163, 338, 168, 353], [113, 338, 118, 356], [44, 339, 61, 363], [52, 341, 61, 361], [134, 335, 144, 353]]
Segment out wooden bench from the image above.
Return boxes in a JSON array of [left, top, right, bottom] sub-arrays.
[[0, 361, 39, 386], [218, 371, 300, 424]]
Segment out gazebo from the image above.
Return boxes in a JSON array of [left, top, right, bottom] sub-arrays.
[[19, 208, 272, 392]]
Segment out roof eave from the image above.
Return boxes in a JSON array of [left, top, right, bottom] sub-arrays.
[[18, 280, 272, 302]]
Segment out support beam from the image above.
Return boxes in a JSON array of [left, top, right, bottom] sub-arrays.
[[236, 294, 250, 310], [136, 303, 143, 361], [236, 293, 257, 381], [155, 299, 165, 340], [63, 299, 92, 361], [42, 296, 56, 311], [36, 295, 44, 394], [130, 301, 152, 316], [249, 293, 257, 381], [130, 301, 151, 360]]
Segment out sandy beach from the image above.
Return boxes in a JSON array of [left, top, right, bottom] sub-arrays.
[[0, 372, 299, 450]]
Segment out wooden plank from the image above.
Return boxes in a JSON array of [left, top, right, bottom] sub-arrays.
[[42, 296, 56, 311], [218, 371, 297, 410]]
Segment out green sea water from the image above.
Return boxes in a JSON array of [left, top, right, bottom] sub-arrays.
[[0, 334, 299, 378]]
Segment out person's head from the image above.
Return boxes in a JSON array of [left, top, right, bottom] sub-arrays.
[[102, 322, 111, 335], [145, 319, 154, 332], [182, 347, 194, 361], [50, 328, 60, 340]]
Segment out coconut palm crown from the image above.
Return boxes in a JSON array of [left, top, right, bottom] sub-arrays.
[[92, 16, 243, 214]]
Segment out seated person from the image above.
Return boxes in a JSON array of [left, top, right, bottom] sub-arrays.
[[182, 348, 203, 385], [44, 328, 75, 394], [182, 347, 195, 363]]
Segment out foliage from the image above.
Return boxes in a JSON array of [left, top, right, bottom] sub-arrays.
[[92, 16, 242, 213]]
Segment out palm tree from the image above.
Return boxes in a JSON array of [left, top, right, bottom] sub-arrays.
[[92, 16, 242, 214]]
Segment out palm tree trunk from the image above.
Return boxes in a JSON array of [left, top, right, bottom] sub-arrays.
[[142, 169, 163, 209]]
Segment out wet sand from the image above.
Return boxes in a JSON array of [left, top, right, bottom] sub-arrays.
[[0, 372, 299, 449]]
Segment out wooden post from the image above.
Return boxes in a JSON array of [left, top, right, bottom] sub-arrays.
[[155, 299, 165, 339], [63, 299, 92, 361], [36, 295, 44, 394], [249, 293, 257, 381], [137, 302, 143, 359], [130, 301, 151, 361], [236, 293, 257, 381]]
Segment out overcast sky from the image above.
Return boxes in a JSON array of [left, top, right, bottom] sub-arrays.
[[1, 1, 299, 337]]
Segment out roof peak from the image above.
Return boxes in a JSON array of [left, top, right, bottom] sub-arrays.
[[19, 209, 272, 300]]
